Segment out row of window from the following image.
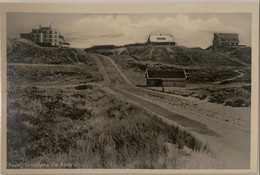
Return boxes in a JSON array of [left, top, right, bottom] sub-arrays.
[[35, 38, 58, 42], [221, 38, 236, 41], [33, 30, 58, 34], [32, 34, 58, 38], [219, 42, 238, 46], [44, 35, 58, 38], [157, 37, 166, 40]]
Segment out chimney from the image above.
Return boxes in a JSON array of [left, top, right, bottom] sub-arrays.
[[39, 25, 41, 28], [49, 24, 52, 28]]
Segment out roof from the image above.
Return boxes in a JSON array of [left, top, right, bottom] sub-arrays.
[[39, 26, 59, 31], [214, 33, 239, 42], [39, 27, 51, 30], [147, 70, 186, 79], [148, 35, 174, 43], [61, 42, 70, 45]]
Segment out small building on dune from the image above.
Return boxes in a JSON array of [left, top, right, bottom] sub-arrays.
[[147, 34, 176, 46], [146, 69, 187, 87], [213, 33, 239, 47]]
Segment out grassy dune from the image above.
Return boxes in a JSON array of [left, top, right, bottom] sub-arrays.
[[7, 85, 210, 169], [149, 86, 251, 107], [109, 55, 242, 84], [7, 39, 216, 169], [90, 45, 245, 67], [7, 38, 93, 64], [7, 64, 103, 86]]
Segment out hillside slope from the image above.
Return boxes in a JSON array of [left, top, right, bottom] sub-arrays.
[[86, 45, 246, 67], [228, 47, 251, 65], [7, 38, 92, 64]]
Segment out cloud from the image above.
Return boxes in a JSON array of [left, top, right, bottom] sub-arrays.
[[60, 14, 250, 48], [8, 13, 250, 48]]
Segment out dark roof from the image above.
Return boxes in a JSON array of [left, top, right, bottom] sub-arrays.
[[61, 42, 70, 45], [39, 27, 51, 30], [214, 33, 239, 42], [147, 70, 186, 79]]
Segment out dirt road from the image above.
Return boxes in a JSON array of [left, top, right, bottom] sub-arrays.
[[212, 69, 245, 85], [90, 52, 250, 169]]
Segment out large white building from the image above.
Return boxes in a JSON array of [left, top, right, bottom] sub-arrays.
[[20, 24, 68, 47], [147, 34, 176, 45]]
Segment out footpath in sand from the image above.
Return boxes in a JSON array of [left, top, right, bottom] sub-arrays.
[[91, 52, 251, 169]]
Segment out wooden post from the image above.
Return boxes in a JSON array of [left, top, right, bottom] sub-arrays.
[[162, 81, 165, 92]]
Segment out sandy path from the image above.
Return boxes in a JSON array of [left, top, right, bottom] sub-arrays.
[[91, 53, 250, 169], [212, 69, 244, 85]]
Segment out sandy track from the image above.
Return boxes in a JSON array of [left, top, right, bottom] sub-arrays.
[[90, 53, 250, 169]]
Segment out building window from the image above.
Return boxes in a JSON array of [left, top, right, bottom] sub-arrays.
[[55, 35, 57, 38], [157, 37, 166, 40], [55, 39, 57, 42], [44, 31, 47, 34], [37, 35, 40, 37], [44, 39, 47, 42], [37, 39, 39, 42], [50, 35, 52, 38], [50, 31, 52, 34], [50, 39, 52, 41], [55, 31, 57, 34], [44, 35, 47, 37]]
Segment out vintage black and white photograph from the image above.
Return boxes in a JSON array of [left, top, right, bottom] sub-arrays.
[[1, 3, 259, 173]]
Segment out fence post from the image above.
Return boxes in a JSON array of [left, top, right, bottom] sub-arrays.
[[162, 81, 165, 92]]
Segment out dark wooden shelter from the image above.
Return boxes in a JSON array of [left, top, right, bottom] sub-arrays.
[[146, 70, 187, 87]]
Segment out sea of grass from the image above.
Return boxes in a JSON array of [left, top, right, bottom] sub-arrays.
[[7, 63, 211, 169]]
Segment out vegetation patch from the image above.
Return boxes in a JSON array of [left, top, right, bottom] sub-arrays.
[[7, 85, 210, 169], [206, 87, 251, 107], [75, 85, 93, 90], [7, 38, 94, 64], [7, 65, 103, 86], [151, 86, 251, 107], [109, 55, 245, 85]]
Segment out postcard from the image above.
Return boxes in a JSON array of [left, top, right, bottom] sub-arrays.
[[0, 2, 259, 174]]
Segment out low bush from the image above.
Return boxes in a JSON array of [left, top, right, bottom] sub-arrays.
[[207, 87, 250, 107]]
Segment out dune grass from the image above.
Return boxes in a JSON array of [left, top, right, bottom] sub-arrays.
[[7, 64, 103, 86], [7, 85, 210, 169]]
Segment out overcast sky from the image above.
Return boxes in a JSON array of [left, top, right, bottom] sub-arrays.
[[7, 13, 251, 48]]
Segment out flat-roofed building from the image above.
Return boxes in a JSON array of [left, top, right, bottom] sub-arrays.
[[146, 69, 187, 87], [20, 24, 68, 47], [147, 34, 176, 45]]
